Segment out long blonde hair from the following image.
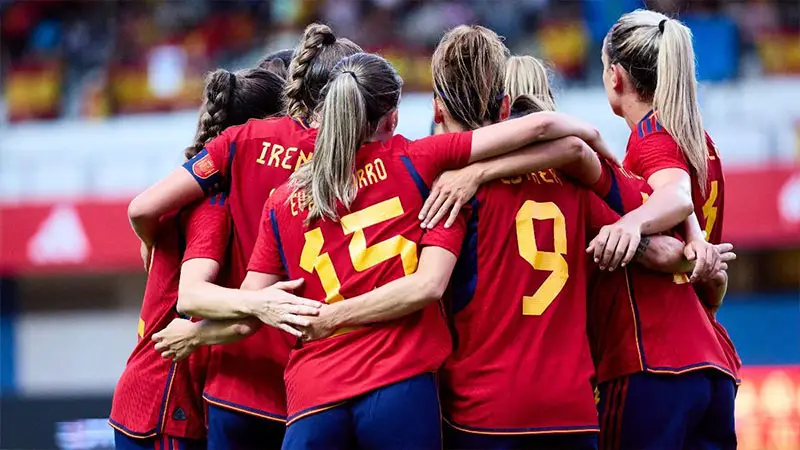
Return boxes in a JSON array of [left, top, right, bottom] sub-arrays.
[[505, 55, 556, 112], [290, 53, 402, 223], [284, 23, 362, 121], [605, 9, 707, 191], [431, 25, 510, 130]]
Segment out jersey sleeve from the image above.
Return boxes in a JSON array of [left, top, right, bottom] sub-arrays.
[[590, 158, 615, 198], [404, 131, 473, 186], [419, 206, 470, 257], [247, 195, 287, 276], [181, 196, 231, 264], [629, 133, 690, 181], [585, 191, 621, 239], [181, 129, 233, 194]]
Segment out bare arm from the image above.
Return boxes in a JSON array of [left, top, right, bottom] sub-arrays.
[[469, 112, 617, 164], [634, 236, 736, 276], [420, 137, 597, 228], [153, 317, 261, 361], [299, 247, 457, 341], [177, 265, 321, 335], [128, 168, 205, 246]]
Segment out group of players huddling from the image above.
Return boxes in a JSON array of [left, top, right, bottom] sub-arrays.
[[109, 8, 741, 450]]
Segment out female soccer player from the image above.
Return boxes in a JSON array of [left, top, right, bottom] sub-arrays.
[[593, 10, 739, 449], [421, 16, 739, 449], [155, 49, 620, 449], [130, 24, 362, 449], [109, 66, 286, 450]]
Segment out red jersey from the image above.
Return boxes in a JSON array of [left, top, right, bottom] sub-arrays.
[[440, 170, 621, 434], [621, 111, 740, 380], [588, 159, 738, 383], [623, 110, 725, 244], [247, 132, 472, 422], [181, 116, 316, 420], [110, 198, 229, 439]]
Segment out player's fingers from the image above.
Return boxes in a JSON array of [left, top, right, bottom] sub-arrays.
[[709, 246, 721, 274], [589, 228, 610, 263], [609, 234, 631, 271], [719, 262, 728, 272], [444, 199, 464, 229], [621, 234, 640, 267], [684, 244, 697, 261], [600, 231, 621, 270], [278, 323, 303, 338], [161, 350, 176, 359], [419, 188, 441, 223], [273, 278, 305, 292], [154, 341, 167, 352], [421, 192, 449, 228], [720, 251, 737, 263], [690, 247, 708, 282], [281, 295, 321, 309], [425, 197, 454, 228], [715, 243, 734, 254], [281, 314, 311, 328], [283, 305, 320, 317], [174, 351, 190, 362]]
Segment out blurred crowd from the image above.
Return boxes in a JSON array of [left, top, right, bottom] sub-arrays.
[[1, 0, 799, 122]]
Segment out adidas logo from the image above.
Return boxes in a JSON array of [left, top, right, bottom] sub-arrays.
[[172, 407, 187, 421]]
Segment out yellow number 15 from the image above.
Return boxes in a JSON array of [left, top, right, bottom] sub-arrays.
[[515, 200, 569, 316], [299, 197, 419, 304]]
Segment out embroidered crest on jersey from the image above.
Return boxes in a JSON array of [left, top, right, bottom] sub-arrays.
[[191, 152, 217, 179]]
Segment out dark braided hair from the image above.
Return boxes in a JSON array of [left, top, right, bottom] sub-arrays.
[[185, 68, 286, 159], [257, 48, 294, 80], [284, 23, 362, 121]]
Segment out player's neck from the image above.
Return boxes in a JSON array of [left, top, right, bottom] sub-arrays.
[[621, 99, 654, 132]]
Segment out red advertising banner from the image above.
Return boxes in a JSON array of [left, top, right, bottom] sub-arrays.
[[0, 200, 140, 275], [737, 366, 800, 450], [0, 165, 798, 274], [723, 165, 800, 247]]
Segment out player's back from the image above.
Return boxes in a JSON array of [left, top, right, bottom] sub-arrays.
[[197, 115, 317, 419], [588, 161, 736, 383], [261, 133, 471, 421], [441, 169, 617, 433]]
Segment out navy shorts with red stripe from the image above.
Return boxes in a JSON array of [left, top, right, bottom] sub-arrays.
[[597, 369, 736, 450], [113, 431, 205, 450]]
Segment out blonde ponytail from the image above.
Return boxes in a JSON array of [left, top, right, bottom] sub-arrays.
[[654, 19, 707, 191], [505, 55, 556, 112], [290, 53, 402, 223], [605, 9, 708, 193]]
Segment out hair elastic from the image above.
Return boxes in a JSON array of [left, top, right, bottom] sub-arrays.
[[658, 19, 667, 33], [342, 70, 358, 81]]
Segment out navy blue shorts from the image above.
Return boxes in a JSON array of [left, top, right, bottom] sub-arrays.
[[283, 373, 441, 450], [598, 370, 736, 450], [443, 421, 598, 450], [113, 431, 205, 450], [206, 403, 285, 450]]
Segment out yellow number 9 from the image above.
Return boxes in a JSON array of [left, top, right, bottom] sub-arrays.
[[515, 200, 569, 316]]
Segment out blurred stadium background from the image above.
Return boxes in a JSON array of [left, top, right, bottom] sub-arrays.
[[0, 0, 798, 448]]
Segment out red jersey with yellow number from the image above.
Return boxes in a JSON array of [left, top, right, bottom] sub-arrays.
[[247, 132, 473, 422], [440, 170, 620, 434], [181, 116, 316, 420], [110, 198, 229, 439], [621, 111, 740, 380], [588, 158, 738, 383]]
